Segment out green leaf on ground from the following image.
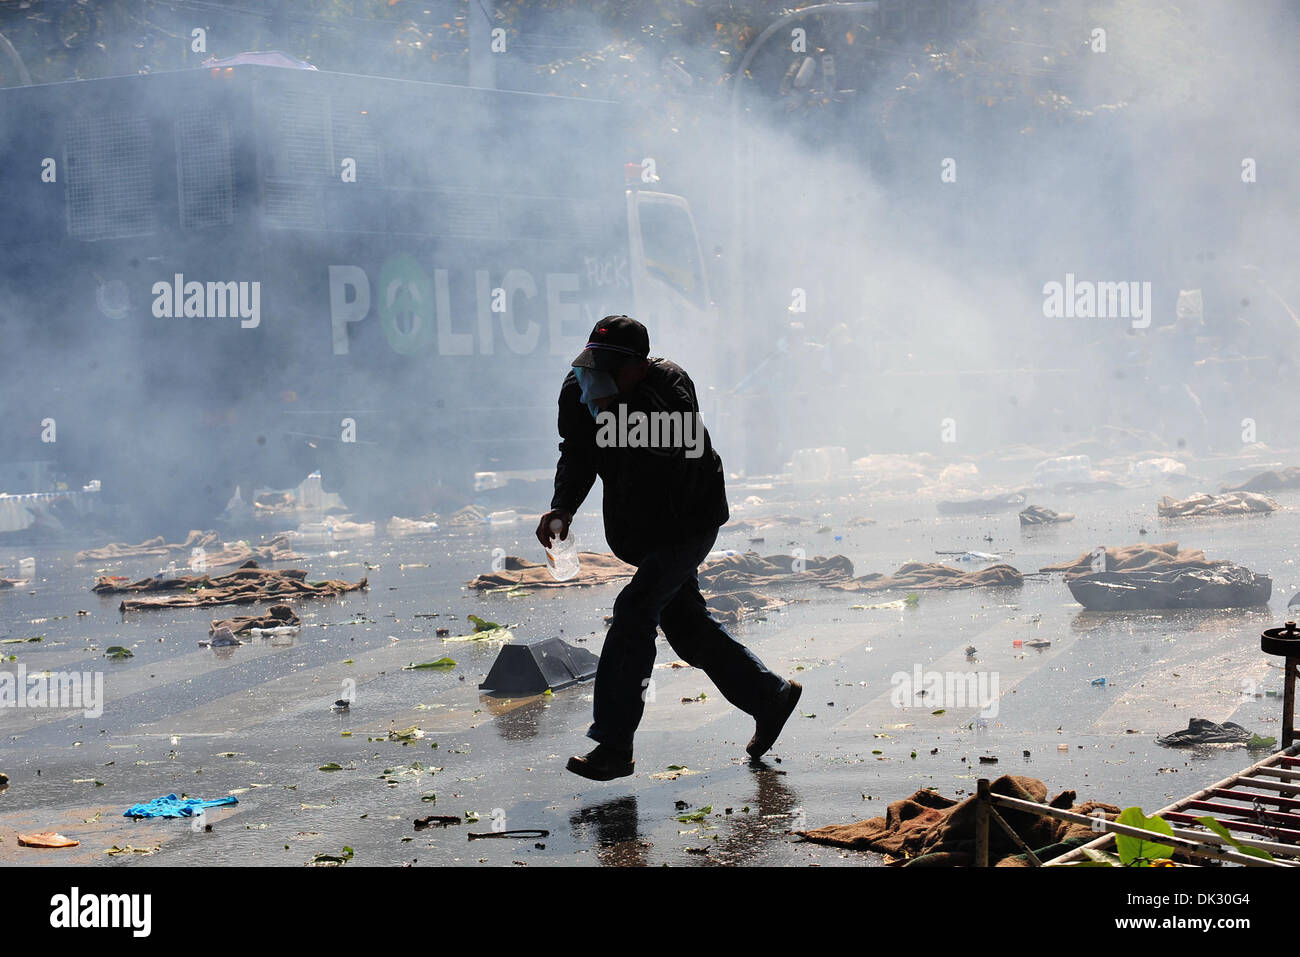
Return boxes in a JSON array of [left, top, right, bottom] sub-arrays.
[[404, 658, 457, 670], [675, 805, 713, 823]]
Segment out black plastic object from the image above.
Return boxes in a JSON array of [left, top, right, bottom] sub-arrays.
[[479, 638, 599, 696], [1067, 565, 1271, 611]]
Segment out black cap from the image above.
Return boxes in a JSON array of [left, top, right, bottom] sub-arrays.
[[571, 315, 650, 372]]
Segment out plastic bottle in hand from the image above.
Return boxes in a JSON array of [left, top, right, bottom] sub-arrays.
[[546, 518, 580, 581]]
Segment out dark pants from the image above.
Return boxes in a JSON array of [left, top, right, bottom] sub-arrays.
[[587, 526, 789, 752]]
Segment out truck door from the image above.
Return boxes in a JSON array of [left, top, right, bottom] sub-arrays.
[[627, 191, 719, 413]]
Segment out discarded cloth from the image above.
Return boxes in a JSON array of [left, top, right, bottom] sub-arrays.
[[797, 775, 1118, 867], [697, 552, 855, 591], [936, 492, 1026, 516], [203, 627, 242, 647], [198, 535, 302, 567], [94, 562, 367, 611], [702, 590, 788, 625], [722, 515, 819, 533], [123, 793, 239, 819], [77, 529, 219, 562], [1157, 491, 1278, 518], [1222, 466, 1300, 493], [1041, 542, 1211, 577], [76, 530, 301, 568], [210, 603, 302, 634], [825, 561, 1023, 592], [466, 553, 787, 624], [468, 552, 637, 590], [448, 505, 489, 526], [18, 832, 79, 848], [1067, 564, 1271, 610], [387, 516, 439, 536], [1019, 504, 1075, 525], [1157, 718, 1253, 747]]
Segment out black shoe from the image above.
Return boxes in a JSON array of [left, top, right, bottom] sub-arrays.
[[747, 680, 802, 758], [566, 744, 634, 781]]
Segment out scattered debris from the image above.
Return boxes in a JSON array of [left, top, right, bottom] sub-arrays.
[[936, 492, 1026, 516], [1221, 466, 1300, 493], [826, 562, 1022, 593], [414, 815, 461, 830], [307, 846, 354, 866], [467, 829, 550, 840], [1157, 718, 1253, 747], [95, 562, 367, 611], [122, 793, 239, 819], [18, 832, 79, 848], [468, 552, 635, 590], [201, 628, 242, 648], [105, 844, 160, 856], [1157, 492, 1278, 519], [1067, 563, 1271, 610], [1019, 505, 1075, 525], [1042, 541, 1209, 576], [211, 603, 301, 635], [404, 657, 457, 670], [797, 775, 1119, 867]]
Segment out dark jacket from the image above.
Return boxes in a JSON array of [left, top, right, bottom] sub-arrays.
[[550, 357, 729, 566]]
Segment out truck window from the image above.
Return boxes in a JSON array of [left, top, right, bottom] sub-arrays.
[[637, 196, 706, 308], [176, 108, 235, 228], [65, 113, 156, 240]]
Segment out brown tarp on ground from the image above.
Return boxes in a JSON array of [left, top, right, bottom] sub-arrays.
[[722, 516, 819, 533], [698, 553, 856, 591], [1040, 541, 1212, 576], [76, 531, 302, 568], [469, 551, 1022, 596], [467, 552, 637, 589], [1019, 504, 1075, 525], [210, 603, 302, 635], [76, 529, 219, 562], [1222, 466, 1300, 493], [1157, 491, 1279, 518], [93, 562, 367, 611], [824, 561, 1024, 592], [466, 553, 790, 624], [700, 590, 789, 625], [797, 775, 1119, 867]]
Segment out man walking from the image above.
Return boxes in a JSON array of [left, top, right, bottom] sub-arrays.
[[536, 315, 801, 781]]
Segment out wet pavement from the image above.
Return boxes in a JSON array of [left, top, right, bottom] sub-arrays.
[[2, 463, 1298, 866]]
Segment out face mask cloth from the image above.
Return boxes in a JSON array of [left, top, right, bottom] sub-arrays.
[[573, 365, 619, 419]]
